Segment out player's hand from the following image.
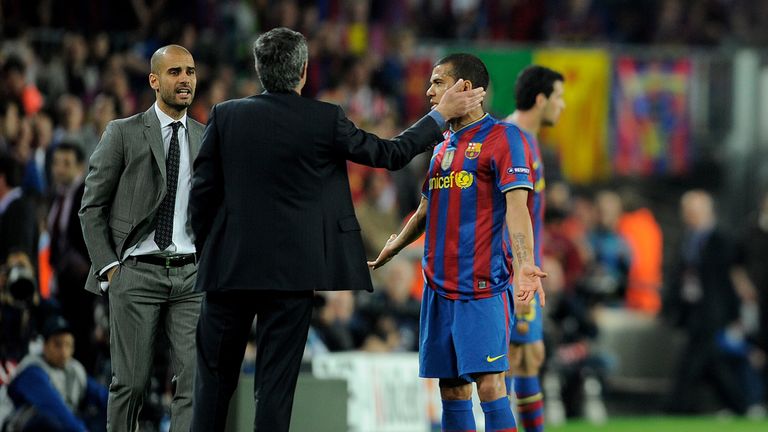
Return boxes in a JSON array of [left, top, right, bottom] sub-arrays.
[[434, 79, 485, 120], [515, 303, 532, 316], [513, 263, 547, 307], [367, 234, 399, 270]]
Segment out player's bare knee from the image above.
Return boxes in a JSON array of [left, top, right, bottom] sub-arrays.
[[474, 372, 507, 402], [510, 342, 545, 376], [439, 379, 472, 400], [508, 344, 525, 375], [528, 341, 545, 367]]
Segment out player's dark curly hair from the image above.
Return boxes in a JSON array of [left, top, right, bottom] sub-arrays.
[[435, 53, 489, 91], [514, 66, 565, 110]]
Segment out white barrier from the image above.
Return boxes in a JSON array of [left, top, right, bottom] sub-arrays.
[[312, 353, 488, 432]]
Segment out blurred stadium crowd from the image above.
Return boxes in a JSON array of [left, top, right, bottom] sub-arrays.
[[1, 0, 768, 430]]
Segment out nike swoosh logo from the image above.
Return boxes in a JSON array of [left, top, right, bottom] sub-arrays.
[[486, 354, 505, 363]]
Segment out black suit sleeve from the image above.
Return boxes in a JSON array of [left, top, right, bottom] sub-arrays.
[[332, 106, 443, 170], [190, 104, 224, 252]]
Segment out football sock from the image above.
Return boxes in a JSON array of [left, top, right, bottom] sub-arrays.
[[481, 396, 518, 432], [442, 399, 476, 432], [515, 376, 544, 432]]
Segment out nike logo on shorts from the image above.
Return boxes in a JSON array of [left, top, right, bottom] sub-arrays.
[[486, 354, 505, 363]]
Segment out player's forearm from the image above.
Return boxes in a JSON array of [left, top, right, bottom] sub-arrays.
[[391, 199, 427, 253], [505, 198, 536, 273]]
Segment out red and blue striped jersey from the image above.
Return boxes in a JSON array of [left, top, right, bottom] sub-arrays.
[[420, 114, 534, 300], [503, 126, 546, 268]]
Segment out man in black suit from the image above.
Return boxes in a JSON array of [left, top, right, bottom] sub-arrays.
[[189, 27, 485, 432], [48, 142, 94, 371], [665, 190, 747, 414]]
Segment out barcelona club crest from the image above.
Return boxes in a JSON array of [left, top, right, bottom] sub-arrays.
[[441, 149, 455, 171], [465, 142, 482, 159]]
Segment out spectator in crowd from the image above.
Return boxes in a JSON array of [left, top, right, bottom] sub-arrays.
[[0, 154, 38, 268], [542, 202, 585, 296], [31, 110, 55, 192], [53, 94, 94, 157], [355, 170, 402, 259], [359, 257, 421, 352], [583, 190, 631, 305], [617, 188, 663, 315], [82, 93, 121, 160], [48, 143, 93, 372], [4, 315, 107, 432], [0, 99, 22, 154], [313, 291, 362, 352], [1, 56, 43, 117], [13, 116, 42, 196]]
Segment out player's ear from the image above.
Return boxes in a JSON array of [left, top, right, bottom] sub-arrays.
[[536, 93, 549, 107], [462, 79, 473, 91]]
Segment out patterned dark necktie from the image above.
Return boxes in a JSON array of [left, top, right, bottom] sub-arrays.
[[154, 121, 181, 250]]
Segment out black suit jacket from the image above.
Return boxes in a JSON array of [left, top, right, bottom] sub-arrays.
[[190, 91, 443, 293], [50, 182, 89, 278], [665, 228, 740, 335]]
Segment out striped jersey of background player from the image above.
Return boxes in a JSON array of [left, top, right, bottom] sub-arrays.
[[504, 65, 566, 432]]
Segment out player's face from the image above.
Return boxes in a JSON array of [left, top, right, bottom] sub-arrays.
[[541, 80, 565, 127], [426, 64, 457, 110], [150, 51, 197, 112]]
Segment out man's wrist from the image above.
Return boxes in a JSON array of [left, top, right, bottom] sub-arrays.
[[428, 109, 447, 129]]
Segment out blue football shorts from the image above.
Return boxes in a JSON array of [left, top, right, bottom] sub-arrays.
[[419, 286, 512, 381], [509, 293, 543, 344]]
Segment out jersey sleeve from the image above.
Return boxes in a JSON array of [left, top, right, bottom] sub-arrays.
[[494, 125, 534, 193]]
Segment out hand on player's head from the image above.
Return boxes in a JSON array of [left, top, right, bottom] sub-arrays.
[[435, 79, 485, 120]]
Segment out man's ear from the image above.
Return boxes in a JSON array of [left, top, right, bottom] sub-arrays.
[[535, 93, 548, 107], [463, 80, 473, 91], [149, 73, 159, 92]]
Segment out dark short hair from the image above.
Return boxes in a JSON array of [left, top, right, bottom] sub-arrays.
[[1, 55, 25, 76], [42, 315, 72, 340], [253, 27, 308, 93], [54, 142, 86, 164], [435, 53, 489, 91], [0, 154, 21, 187], [514, 65, 565, 110]]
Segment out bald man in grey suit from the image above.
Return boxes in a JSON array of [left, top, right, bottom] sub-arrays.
[[80, 45, 203, 432]]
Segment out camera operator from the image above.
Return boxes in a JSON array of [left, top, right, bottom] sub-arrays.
[[0, 252, 40, 365]]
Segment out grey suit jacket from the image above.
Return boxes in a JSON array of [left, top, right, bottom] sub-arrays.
[[79, 106, 204, 294]]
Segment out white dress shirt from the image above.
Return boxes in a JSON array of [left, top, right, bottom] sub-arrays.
[[128, 103, 196, 257]]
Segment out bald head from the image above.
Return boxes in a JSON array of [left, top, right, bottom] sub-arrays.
[[151, 45, 192, 74], [148, 45, 196, 119]]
